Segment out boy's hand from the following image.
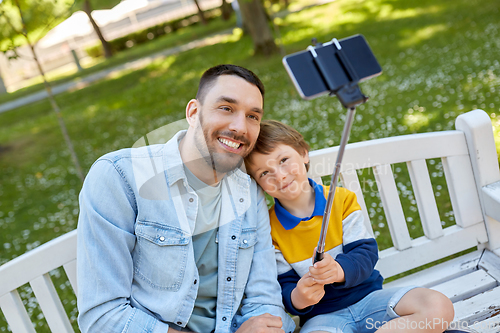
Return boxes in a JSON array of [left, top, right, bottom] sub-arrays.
[[309, 253, 345, 285], [291, 275, 325, 310]]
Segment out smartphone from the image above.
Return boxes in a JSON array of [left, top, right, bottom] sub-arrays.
[[283, 34, 382, 100]]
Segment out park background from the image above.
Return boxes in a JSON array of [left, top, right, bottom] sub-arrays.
[[0, 0, 499, 331]]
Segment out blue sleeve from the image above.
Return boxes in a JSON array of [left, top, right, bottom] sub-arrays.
[[277, 269, 314, 316], [333, 238, 379, 289]]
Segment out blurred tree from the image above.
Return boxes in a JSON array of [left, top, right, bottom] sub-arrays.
[[193, 0, 207, 25], [220, 0, 232, 21], [239, 0, 277, 56], [0, 70, 6, 94], [0, 0, 84, 182], [80, 0, 116, 58]]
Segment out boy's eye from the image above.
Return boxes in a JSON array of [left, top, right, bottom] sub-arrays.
[[280, 157, 288, 164], [260, 171, 268, 178]]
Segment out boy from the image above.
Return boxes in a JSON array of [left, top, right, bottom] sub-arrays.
[[244, 120, 471, 333]]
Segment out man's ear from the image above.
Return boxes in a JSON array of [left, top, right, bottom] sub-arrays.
[[186, 99, 199, 128]]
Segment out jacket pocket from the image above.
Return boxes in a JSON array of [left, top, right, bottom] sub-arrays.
[[134, 221, 190, 290], [235, 228, 257, 290]]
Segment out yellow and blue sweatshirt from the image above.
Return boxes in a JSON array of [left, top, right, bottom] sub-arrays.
[[270, 179, 383, 325]]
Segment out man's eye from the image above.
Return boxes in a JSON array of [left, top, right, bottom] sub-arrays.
[[248, 114, 259, 121], [221, 106, 231, 112]]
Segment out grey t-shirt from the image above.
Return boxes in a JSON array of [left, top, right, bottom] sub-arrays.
[[184, 166, 222, 333]]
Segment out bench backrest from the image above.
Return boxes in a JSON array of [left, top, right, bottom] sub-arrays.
[[308, 109, 500, 278], [0, 109, 498, 333]]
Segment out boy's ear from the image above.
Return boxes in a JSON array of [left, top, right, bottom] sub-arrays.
[[303, 151, 310, 172]]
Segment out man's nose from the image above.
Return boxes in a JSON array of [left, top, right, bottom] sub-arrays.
[[228, 112, 247, 134]]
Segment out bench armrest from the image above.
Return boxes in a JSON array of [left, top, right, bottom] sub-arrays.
[[482, 181, 500, 222]]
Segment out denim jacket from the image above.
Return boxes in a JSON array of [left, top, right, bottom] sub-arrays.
[[77, 131, 295, 333]]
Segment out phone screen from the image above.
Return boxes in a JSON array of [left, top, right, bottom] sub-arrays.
[[283, 35, 382, 100]]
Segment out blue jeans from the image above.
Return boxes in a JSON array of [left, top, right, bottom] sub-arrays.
[[300, 286, 419, 333]]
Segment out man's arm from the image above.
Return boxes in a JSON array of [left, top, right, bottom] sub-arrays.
[[234, 186, 296, 333], [77, 159, 171, 333]]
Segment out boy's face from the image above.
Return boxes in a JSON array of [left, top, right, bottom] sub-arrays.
[[248, 144, 310, 203]]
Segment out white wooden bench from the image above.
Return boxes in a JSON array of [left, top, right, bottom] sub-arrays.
[[1, 109, 499, 333]]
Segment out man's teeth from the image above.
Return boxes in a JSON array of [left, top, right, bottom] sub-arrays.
[[219, 138, 241, 149]]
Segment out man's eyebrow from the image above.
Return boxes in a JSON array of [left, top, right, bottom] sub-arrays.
[[216, 96, 238, 104], [216, 96, 263, 114]]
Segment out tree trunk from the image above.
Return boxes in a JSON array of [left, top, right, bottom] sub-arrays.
[[82, 0, 113, 58], [0, 71, 6, 94], [192, 0, 208, 25], [28, 43, 85, 182], [220, 0, 232, 21], [239, 0, 277, 56]]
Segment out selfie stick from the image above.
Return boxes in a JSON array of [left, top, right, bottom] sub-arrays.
[[309, 39, 368, 263]]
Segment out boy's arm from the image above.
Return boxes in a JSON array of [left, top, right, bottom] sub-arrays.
[[278, 267, 327, 315], [333, 206, 379, 288], [332, 234, 379, 288]]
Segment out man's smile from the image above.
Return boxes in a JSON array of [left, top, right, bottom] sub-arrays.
[[218, 137, 243, 150]]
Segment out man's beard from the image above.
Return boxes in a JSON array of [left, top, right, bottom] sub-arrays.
[[194, 111, 253, 174]]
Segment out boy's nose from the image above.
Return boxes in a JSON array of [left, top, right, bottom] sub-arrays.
[[276, 168, 287, 181]]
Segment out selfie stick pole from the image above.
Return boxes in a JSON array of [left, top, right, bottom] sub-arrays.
[[313, 106, 356, 263], [310, 39, 368, 263]]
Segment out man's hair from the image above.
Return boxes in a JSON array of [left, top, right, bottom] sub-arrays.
[[245, 120, 310, 169], [196, 64, 265, 104]]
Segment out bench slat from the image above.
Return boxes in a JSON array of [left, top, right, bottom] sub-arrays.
[[0, 230, 77, 298], [431, 269, 497, 302], [479, 250, 500, 282], [383, 250, 483, 289], [453, 285, 500, 324], [374, 164, 412, 251], [407, 159, 443, 239], [63, 260, 78, 295], [442, 155, 484, 228], [30, 273, 74, 333], [377, 224, 488, 278], [340, 169, 373, 237], [308, 131, 469, 178], [468, 315, 500, 333], [0, 290, 36, 333]]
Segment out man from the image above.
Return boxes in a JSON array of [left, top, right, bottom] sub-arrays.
[[77, 64, 296, 333]]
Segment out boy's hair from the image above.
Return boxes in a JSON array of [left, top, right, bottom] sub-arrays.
[[196, 64, 265, 104], [246, 120, 311, 170]]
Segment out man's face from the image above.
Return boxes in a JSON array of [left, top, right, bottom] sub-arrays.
[[193, 75, 263, 174]]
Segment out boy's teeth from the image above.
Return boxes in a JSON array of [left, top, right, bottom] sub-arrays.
[[219, 138, 241, 149]]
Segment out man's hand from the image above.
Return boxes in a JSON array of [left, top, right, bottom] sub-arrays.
[[308, 253, 345, 285], [236, 313, 285, 333], [290, 275, 325, 310]]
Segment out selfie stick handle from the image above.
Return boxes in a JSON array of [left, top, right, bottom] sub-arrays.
[[314, 106, 356, 263]]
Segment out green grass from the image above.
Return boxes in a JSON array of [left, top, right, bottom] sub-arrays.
[[0, 14, 235, 105], [1, 0, 500, 331]]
